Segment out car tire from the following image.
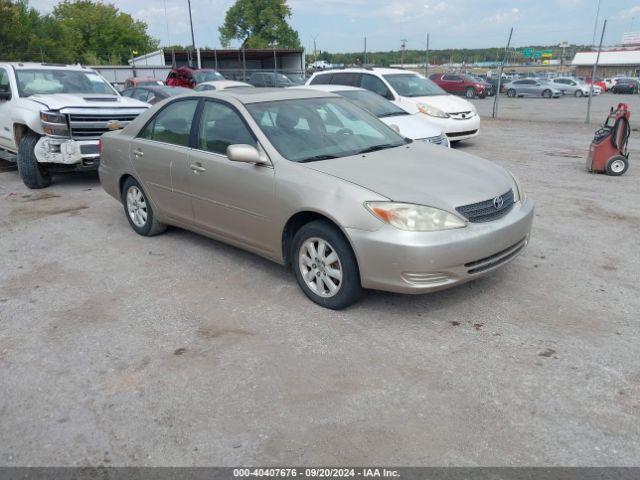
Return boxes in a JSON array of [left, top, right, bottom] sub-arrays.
[[121, 177, 167, 236], [575, 90, 584, 97], [17, 132, 51, 189], [605, 155, 629, 176], [291, 220, 362, 310], [465, 87, 476, 99], [507, 89, 516, 98], [542, 89, 552, 98]]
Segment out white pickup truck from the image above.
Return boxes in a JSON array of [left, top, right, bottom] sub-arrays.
[[0, 63, 149, 188]]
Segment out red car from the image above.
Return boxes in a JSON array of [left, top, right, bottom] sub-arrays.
[[429, 73, 488, 99], [166, 67, 225, 89], [585, 77, 607, 92]]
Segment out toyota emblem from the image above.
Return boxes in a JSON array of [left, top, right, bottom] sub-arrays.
[[493, 196, 504, 209]]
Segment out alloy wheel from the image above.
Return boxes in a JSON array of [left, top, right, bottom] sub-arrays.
[[126, 186, 148, 228], [298, 237, 343, 298]]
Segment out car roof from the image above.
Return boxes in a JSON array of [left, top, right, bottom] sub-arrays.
[[297, 84, 364, 93], [194, 87, 338, 104], [4, 62, 93, 71], [199, 80, 252, 88], [314, 67, 417, 76]]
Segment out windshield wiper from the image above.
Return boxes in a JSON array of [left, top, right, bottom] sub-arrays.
[[297, 154, 340, 163], [378, 112, 408, 118], [354, 143, 396, 154]]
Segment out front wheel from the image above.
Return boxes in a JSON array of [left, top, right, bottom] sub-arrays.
[[542, 89, 553, 98], [575, 90, 584, 97], [465, 87, 476, 99], [17, 132, 51, 189], [606, 156, 629, 176], [121, 177, 166, 236], [507, 88, 516, 98], [292, 220, 362, 309]]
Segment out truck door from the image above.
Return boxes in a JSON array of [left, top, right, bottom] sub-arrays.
[[0, 67, 14, 150]]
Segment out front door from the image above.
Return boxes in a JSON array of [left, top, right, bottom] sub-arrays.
[[0, 67, 14, 150], [129, 98, 199, 223], [187, 99, 276, 255]]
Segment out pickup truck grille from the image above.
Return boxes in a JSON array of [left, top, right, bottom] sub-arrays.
[[68, 113, 140, 139]]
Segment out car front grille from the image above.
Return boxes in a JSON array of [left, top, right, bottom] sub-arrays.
[[67, 113, 139, 139], [446, 129, 478, 138], [456, 189, 515, 223], [464, 237, 528, 274], [425, 134, 448, 146], [449, 111, 474, 120]]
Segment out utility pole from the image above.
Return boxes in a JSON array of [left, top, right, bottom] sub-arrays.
[[492, 27, 514, 119], [187, 0, 196, 67], [312, 33, 320, 64], [364, 37, 367, 65], [591, 0, 602, 46], [559, 41, 569, 73], [424, 33, 430, 77], [587, 19, 606, 124], [400, 39, 407, 67]]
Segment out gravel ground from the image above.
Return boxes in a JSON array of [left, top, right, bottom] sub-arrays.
[[0, 94, 639, 466]]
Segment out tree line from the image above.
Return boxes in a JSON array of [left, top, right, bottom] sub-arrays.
[[0, 0, 158, 65]]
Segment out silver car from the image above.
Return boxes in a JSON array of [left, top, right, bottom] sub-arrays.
[[99, 89, 534, 309], [505, 79, 562, 98]]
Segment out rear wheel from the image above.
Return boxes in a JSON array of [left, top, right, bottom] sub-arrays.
[[605, 156, 629, 176], [291, 220, 362, 309], [542, 89, 553, 98], [507, 88, 516, 98], [465, 87, 476, 99], [121, 177, 166, 236], [17, 132, 51, 189]]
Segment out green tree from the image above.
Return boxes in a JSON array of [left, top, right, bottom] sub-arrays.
[[51, 0, 158, 64], [218, 0, 301, 49], [0, 0, 42, 61]]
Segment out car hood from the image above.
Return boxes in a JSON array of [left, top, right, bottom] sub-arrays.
[[303, 142, 514, 212], [405, 94, 476, 114], [25, 93, 148, 111], [380, 113, 442, 139]]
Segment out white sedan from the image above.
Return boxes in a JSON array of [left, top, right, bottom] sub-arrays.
[[298, 85, 449, 147]]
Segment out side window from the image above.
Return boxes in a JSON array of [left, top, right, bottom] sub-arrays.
[[442, 74, 455, 81], [310, 73, 333, 85], [132, 89, 150, 101], [360, 74, 391, 99], [197, 101, 255, 155], [331, 73, 361, 87], [0, 69, 10, 95], [139, 99, 198, 146]]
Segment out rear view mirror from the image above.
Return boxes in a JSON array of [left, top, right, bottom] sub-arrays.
[[227, 144, 269, 165]]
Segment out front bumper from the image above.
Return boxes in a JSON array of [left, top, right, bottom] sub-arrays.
[[34, 137, 100, 170], [420, 113, 481, 141], [346, 198, 534, 294]]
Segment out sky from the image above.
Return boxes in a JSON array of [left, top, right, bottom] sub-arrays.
[[30, 0, 640, 53]]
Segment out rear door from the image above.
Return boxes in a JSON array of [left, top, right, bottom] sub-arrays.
[[187, 99, 277, 255], [128, 98, 199, 223]]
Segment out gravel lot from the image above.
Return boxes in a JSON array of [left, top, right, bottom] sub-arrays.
[[1, 94, 639, 466]]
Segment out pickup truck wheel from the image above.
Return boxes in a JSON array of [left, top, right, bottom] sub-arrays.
[[121, 177, 166, 236], [17, 133, 51, 189]]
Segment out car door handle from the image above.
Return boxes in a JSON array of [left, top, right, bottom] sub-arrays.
[[190, 163, 206, 173], [133, 148, 144, 157]]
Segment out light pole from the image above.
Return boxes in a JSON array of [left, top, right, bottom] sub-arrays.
[[187, 0, 196, 66], [400, 39, 407, 67], [312, 33, 320, 65], [591, 0, 602, 46]]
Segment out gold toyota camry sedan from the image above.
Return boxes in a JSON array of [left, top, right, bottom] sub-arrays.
[[99, 88, 533, 309]]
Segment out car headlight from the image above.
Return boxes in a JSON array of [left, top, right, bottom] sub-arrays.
[[417, 103, 449, 118], [365, 202, 467, 231], [511, 174, 526, 202], [40, 111, 70, 137]]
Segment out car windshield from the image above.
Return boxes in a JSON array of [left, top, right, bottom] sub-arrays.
[[193, 70, 224, 83], [337, 89, 408, 117], [274, 74, 293, 84], [138, 80, 163, 86], [383, 74, 446, 97], [246, 97, 408, 163], [15, 69, 117, 97], [161, 86, 190, 95]]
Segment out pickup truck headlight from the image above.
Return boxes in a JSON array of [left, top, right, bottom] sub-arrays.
[[40, 111, 70, 137], [417, 103, 449, 118], [365, 202, 467, 231]]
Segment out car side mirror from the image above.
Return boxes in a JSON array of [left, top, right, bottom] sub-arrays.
[[227, 144, 269, 165], [0, 91, 11, 101]]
